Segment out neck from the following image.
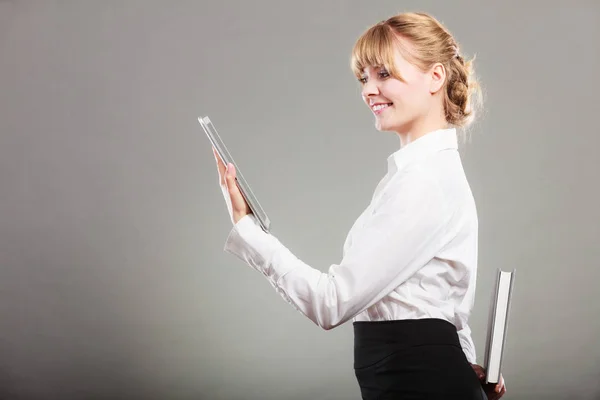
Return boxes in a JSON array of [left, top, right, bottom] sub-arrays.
[[396, 121, 450, 147], [396, 105, 449, 147]]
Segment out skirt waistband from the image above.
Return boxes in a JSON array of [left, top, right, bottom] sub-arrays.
[[353, 318, 462, 369]]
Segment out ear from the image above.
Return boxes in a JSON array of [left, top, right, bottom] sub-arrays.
[[429, 63, 446, 94]]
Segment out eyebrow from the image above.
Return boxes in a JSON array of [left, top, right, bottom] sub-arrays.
[[361, 65, 387, 74]]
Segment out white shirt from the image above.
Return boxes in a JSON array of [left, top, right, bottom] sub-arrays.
[[223, 127, 479, 364]]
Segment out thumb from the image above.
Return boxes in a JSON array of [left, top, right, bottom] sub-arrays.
[[225, 163, 233, 181], [225, 164, 240, 195]]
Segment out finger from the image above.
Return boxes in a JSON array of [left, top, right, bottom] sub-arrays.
[[213, 147, 223, 168], [225, 163, 239, 194], [471, 365, 485, 380], [225, 164, 247, 207], [491, 386, 506, 400], [212, 147, 226, 184], [495, 374, 504, 393]]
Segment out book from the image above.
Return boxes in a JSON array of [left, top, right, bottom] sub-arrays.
[[483, 268, 516, 384]]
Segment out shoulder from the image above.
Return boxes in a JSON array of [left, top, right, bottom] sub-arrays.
[[392, 162, 445, 195], [413, 150, 477, 219], [382, 164, 448, 215]]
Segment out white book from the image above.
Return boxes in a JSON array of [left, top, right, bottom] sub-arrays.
[[483, 268, 516, 384]]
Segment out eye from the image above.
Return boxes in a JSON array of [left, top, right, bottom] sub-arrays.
[[378, 70, 390, 79], [358, 76, 368, 84]]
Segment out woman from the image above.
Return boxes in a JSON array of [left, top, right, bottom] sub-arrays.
[[212, 11, 506, 400]]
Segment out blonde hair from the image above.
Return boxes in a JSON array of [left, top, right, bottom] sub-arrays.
[[351, 12, 483, 131]]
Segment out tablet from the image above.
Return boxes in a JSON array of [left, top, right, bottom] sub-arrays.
[[199, 116, 271, 233]]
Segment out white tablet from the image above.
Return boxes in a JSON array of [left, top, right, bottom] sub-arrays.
[[199, 116, 271, 233]]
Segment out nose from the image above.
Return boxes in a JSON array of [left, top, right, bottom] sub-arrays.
[[361, 79, 380, 101]]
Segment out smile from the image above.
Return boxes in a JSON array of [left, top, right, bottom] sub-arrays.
[[371, 103, 393, 115]]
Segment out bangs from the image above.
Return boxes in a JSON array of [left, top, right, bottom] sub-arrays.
[[351, 23, 403, 81]]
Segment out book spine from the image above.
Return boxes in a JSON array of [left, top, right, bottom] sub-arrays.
[[483, 268, 501, 370], [496, 269, 516, 381]]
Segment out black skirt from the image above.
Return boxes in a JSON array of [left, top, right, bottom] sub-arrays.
[[353, 318, 487, 400]]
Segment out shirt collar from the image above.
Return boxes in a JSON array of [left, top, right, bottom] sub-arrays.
[[386, 127, 458, 175]]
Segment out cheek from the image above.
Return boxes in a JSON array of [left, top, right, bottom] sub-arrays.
[[411, 78, 432, 105], [382, 81, 407, 106], [381, 80, 428, 120], [383, 80, 421, 107], [398, 84, 429, 114]]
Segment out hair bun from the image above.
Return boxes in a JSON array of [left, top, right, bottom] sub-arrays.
[[451, 80, 468, 100], [444, 54, 482, 127]]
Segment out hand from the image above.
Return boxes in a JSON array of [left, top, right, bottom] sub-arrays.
[[212, 146, 252, 225], [471, 364, 506, 400]]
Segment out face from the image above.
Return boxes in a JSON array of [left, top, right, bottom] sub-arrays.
[[359, 47, 443, 135]]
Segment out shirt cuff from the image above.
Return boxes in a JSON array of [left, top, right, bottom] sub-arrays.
[[223, 214, 295, 283], [459, 337, 477, 364]]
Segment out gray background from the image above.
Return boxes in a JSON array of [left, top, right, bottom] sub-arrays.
[[1, 1, 599, 399]]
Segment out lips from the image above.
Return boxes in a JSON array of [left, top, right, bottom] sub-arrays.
[[371, 103, 393, 114], [372, 103, 392, 109]]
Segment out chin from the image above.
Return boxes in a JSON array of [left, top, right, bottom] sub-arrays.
[[375, 118, 402, 133]]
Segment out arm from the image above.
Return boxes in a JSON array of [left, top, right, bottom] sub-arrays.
[[455, 257, 478, 364], [223, 167, 451, 330], [457, 323, 476, 364]]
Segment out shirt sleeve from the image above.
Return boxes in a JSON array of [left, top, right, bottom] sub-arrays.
[[455, 266, 478, 364], [223, 166, 451, 330], [457, 323, 477, 364]]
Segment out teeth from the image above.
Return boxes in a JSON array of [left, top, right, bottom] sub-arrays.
[[373, 103, 391, 111]]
